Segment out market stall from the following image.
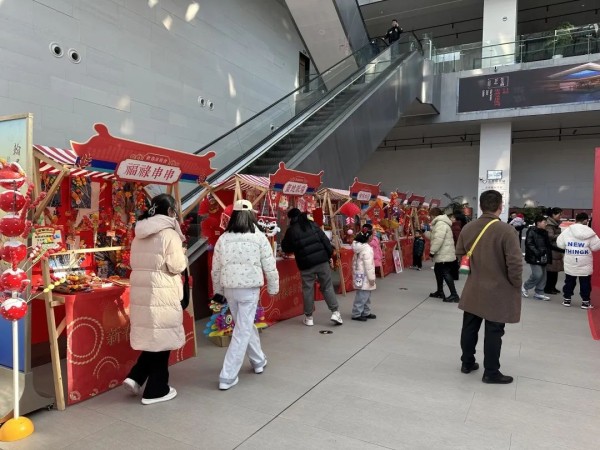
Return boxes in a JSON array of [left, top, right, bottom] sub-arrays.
[[30, 124, 216, 410], [201, 163, 323, 327]]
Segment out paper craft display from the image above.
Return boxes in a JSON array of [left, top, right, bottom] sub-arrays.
[[70, 176, 91, 208]]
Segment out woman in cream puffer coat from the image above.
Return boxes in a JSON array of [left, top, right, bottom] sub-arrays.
[[125, 194, 188, 405], [426, 208, 459, 302], [212, 199, 279, 390]]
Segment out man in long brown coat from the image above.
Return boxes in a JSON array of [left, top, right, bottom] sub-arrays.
[[455, 190, 523, 384]]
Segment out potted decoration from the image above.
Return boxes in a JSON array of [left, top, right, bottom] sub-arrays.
[[549, 22, 574, 58]]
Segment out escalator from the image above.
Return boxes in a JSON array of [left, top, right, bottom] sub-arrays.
[[184, 34, 439, 262]]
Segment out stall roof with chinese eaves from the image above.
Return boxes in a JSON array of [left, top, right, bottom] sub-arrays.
[[212, 174, 270, 191], [317, 187, 389, 204]]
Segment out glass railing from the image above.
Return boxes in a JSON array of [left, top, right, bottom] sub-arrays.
[[189, 35, 420, 188], [432, 23, 600, 73]]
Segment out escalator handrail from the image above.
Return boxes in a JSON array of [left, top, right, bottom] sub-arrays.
[[182, 45, 416, 206], [193, 34, 414, 156]]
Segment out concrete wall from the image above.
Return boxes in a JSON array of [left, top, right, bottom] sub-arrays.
[[357, 139, 597, 209], [0, 0, 305, 167]]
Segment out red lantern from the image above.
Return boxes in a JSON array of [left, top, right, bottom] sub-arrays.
[[339, 202, 361, 218], [0, 297, 28, 321]]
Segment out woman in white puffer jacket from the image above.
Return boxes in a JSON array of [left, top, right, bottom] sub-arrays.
[[212, 199, 279, 390], [124, 194, 188, 405], [427, 207, 460, 302]]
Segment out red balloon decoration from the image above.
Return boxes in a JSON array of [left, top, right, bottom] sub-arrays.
[[0, 297, 28, 321]]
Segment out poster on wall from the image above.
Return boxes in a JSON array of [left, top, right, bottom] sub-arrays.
[[458, 60, 600, 112], [0, 113, 32, 372]]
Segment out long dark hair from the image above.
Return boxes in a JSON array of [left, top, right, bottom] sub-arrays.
[[138, 193, 176, 221], [225, 210, 259, 234]]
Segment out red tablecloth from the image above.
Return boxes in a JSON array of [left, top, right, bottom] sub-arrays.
[[60, 286, 195, 405]]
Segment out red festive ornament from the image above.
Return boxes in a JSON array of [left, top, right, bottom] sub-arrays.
[[0, 269, 28, 292], [0, 214, 27, 237], [0, 190, 26, 213], [339, 202, 361, 218], [1, 240, 27, 264], [0, 162, 26, 189], [0, 296, 28, 321]]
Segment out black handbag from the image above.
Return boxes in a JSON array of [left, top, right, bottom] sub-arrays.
[[180, 268, 190, 309]]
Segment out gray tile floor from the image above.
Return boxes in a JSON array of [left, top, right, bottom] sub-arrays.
[[3, 262, 600, 449]]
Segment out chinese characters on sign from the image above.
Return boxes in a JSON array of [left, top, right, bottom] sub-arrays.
[[116, 159, 182, 185], [282, 181, 308, 196], [480, 76, 510, 108], [356, 190, 372, 202]]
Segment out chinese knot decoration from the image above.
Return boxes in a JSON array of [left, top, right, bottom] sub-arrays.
[[0, 160, 46, 321]]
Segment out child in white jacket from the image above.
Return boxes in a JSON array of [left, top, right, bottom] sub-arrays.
[[557, 212, 600, 309], [351, 224, 377, 321]]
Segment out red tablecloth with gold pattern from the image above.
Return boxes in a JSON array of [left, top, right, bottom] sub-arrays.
[[62, 286, 195, 405]]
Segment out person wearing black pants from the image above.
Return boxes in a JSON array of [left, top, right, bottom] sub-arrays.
[[455, 190, 523, 384], [562, 275, 591, 308], [434, 262, 458, 302], [460, 312, 505, 378], [126, 351, 171, 399]]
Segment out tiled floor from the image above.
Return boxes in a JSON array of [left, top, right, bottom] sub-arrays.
[[3, 262, 600, 449]]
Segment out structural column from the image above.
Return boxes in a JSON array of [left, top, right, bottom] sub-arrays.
[[478, 122, 512, 221], [481, 0, 518, 68]]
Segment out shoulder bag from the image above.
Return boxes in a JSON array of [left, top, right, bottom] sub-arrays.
[[180, 268, 190, 309], [459, 219, 499, 275]]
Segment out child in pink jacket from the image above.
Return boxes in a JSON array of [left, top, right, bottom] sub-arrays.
[[369, 232, 383, 274]]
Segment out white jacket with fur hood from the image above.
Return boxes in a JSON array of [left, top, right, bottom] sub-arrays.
[[211, 226, 279, 296], [129, 215, 188, 352], [352, 241, 376, 290]]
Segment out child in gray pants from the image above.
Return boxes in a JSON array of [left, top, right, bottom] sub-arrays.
[[351, 224, 377, 321]]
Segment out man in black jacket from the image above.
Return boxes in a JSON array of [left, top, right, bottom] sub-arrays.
[[386, 19, 403, 45], [281, 208, 343, 326]]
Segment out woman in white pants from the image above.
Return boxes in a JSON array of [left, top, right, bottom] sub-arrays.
[[211, 199, 279, 390]]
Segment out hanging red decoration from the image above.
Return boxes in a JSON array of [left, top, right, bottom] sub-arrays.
[[339, 202, 361, 218]]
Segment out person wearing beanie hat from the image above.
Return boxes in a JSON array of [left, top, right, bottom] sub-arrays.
[[281, 209, 343, 326]]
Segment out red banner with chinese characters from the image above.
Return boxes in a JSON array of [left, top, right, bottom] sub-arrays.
[[71, 123, 216, 184], [269, 162, 323, 196], [64, 286, 195, 405], [349, 178, 380, 203], [337, 247, 355, 294], [382, 241, 397, 276], [407, 194, 425, 207]]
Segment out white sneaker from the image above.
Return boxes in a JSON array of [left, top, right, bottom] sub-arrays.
[[219, 377, 239, 390], [254, 360, 267, 374], [303, 315, 314, 326], [521, 287, 529, 298], [330, 311, 343, 325], [141, 387, 177, 405], [533, 293, 550, 301], [123, 378, 141, 396]]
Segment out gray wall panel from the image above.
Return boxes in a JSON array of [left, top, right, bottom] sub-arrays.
[[0, 0, 306, 156]]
